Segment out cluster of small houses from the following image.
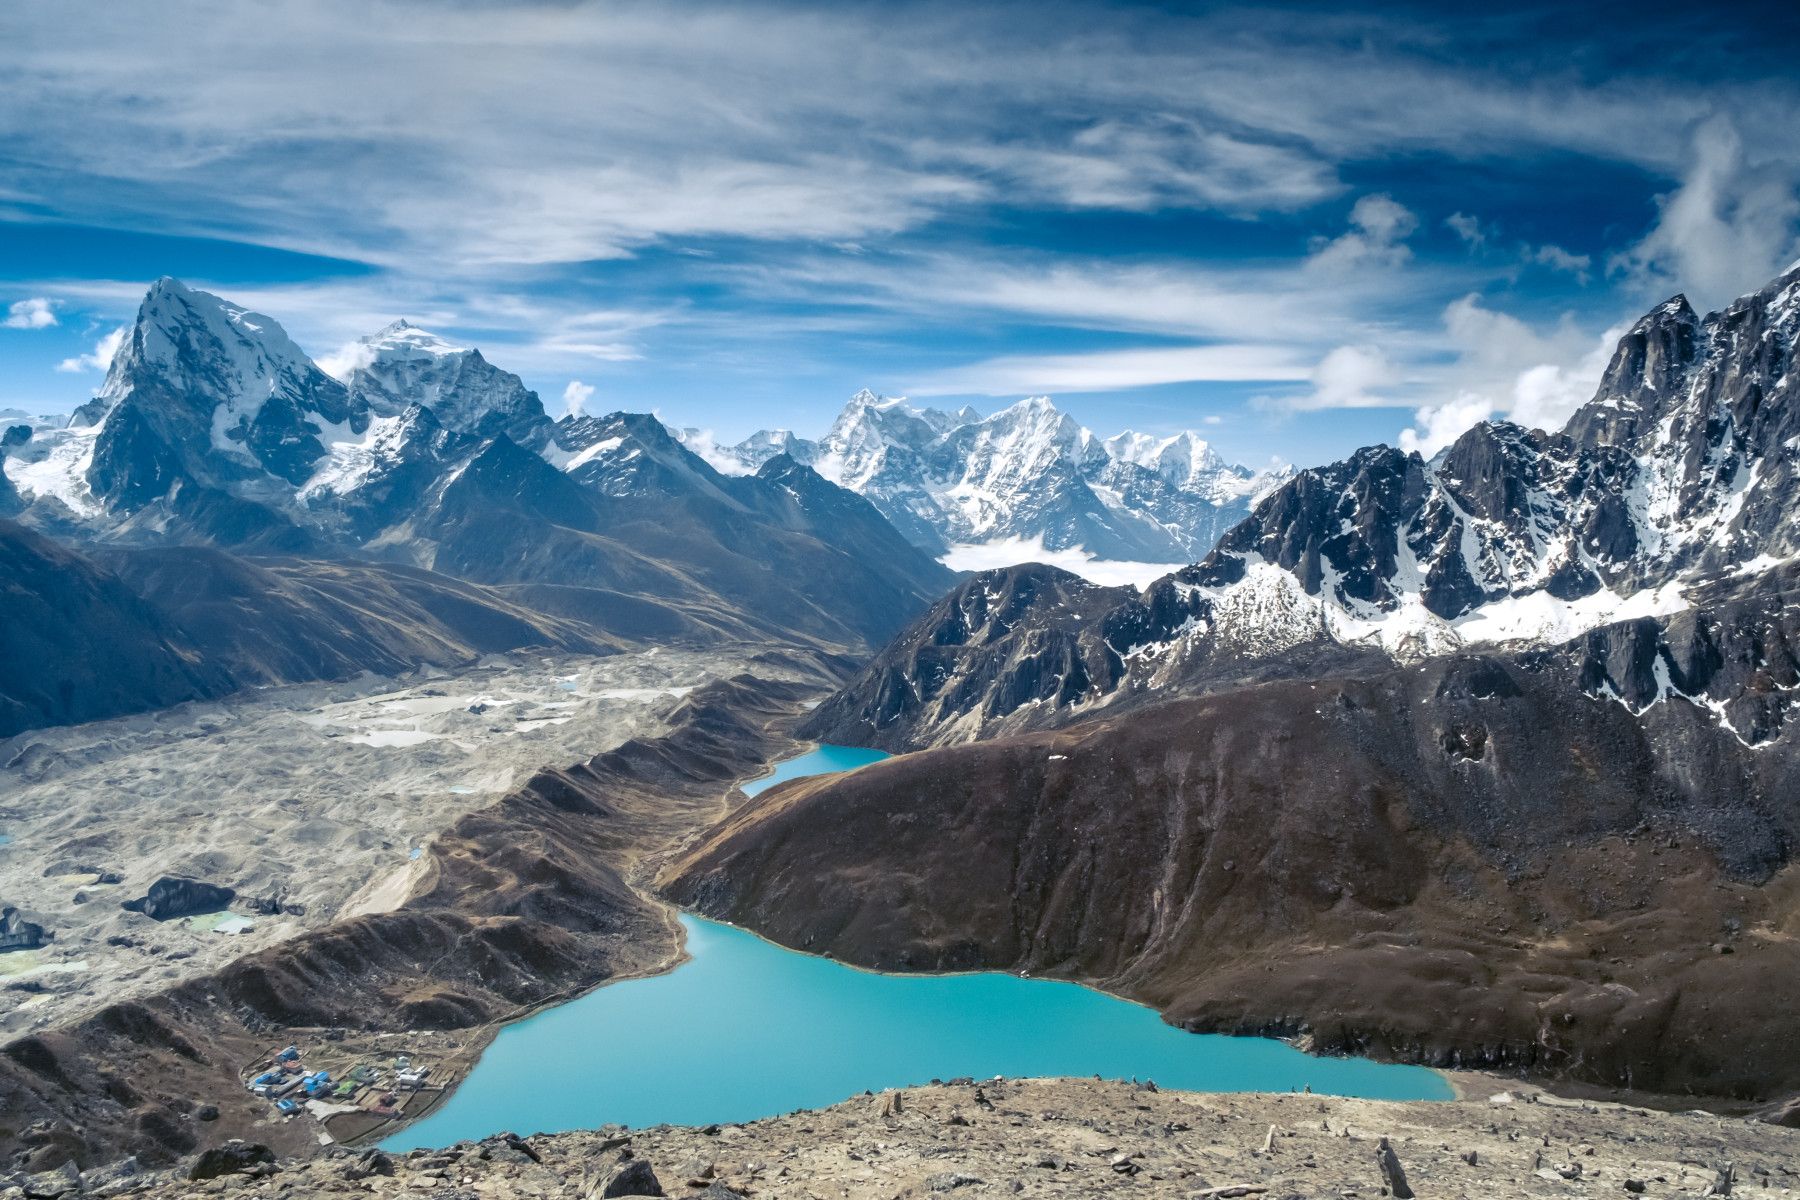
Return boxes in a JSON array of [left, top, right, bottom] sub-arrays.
[[246, 1044, 432, 1121]]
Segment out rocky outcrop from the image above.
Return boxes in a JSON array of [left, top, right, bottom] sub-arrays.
[[120, 878, 236, 922], [0, 906, 52, 952], [187, 1142, 274, 1181]]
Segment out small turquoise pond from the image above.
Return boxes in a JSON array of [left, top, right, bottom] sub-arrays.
[[380, 744, 1450, 1150], [739, 742, 890, 797]]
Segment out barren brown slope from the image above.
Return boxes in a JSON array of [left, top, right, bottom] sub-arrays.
[[665, 647, 1800, 1110], [0, 672, 826, 1174]]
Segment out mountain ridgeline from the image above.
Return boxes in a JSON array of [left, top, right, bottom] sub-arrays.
[[664, 264, 1800, 1108], [807, 263, 1800, 751], [0, 280, 958, 735], [685, 391, 1289, 562]]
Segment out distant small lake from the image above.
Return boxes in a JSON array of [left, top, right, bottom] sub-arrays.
[[740, 742, 890, 797], [380, 743, 1451, 1150]]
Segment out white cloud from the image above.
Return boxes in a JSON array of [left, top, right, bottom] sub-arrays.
[[3, 3, 1792, 276], [561, 379, 595, 418], [1612, 115, 1800, 309], [940, 536, 1183, 589], [1279, 344, 1400, 411], [316, 339, 377, 382], [1398, 394, 1494, 456], [1307, 194, 1419, 271], [1528, 243, 1592, 280], [56, 325, 126, 373], [675, 427, 756, 475], [909, 343, 1310, 396], [2, 297, 56, 329], [1396, 294, 1625, 451], [1445, 212, 1486, 249]]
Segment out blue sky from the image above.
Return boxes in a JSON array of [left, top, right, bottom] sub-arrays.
[[3, 0, 1799, 470]]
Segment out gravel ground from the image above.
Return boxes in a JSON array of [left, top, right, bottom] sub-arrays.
[[0, 645, 802, 1039], [36, 1077, 1800, 1200]]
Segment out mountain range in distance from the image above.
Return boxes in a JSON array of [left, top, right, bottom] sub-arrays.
[[680, 390, 1291, 574], [807, 262, 1800, 751], [4, 279, 1286, 598]]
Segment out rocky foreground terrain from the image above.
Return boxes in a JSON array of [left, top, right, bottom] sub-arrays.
[[0, 671, 836, 1171], [12, 1078, 1798, 1200]]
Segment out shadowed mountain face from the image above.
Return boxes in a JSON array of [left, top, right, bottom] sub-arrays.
[[2, 280, 956, 661], [99, 545, 622, 686], [0, 521, 228, 738], [667, 571, 1800, 1101], [0, 520, 629, 739], [808, 264, 1800, 750]]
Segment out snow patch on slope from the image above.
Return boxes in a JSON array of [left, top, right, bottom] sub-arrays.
[[2, 421, 102, 516], [941, 536, 1184, 589]]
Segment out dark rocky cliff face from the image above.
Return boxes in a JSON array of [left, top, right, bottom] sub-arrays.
[[85, 279, 359, 518], [669, 583, 1800, 1100], [811, 264, 1800, 750]]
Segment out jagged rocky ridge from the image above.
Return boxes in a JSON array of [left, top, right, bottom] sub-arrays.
[[808, 264, 1800, 749], [1, 279, 955, 662], [685, 391, 1289, 561], [669, 567, 1800, 1101]]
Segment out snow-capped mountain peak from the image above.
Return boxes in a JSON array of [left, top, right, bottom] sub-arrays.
[[360, 319, 467, 359], [1106, 430, 1223, 482], [681, 390, 1283, 561], [99, 277, 339, 429], [345, 319, 547, 441]]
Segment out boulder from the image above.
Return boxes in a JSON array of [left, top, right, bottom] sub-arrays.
[[0, 907, 51, 952], [595, 1158, 664, 1197], [188, 1141, 274, 1181], [121, 877, 234, 921], [21, 1163, 81, 1199], [341, 1149, 394, 1181]]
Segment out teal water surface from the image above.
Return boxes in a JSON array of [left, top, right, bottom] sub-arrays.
[[384, 915, 1449, 1149], [740, 742, 891, 797], [381, 743, 1449, 1149]]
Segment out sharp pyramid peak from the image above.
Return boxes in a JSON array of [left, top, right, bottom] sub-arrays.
[[362, 319, 465, 356]]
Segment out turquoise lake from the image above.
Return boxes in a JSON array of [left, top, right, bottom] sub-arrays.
[[739, 742, 891, 797], [381, 745, 1451, 1150]]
